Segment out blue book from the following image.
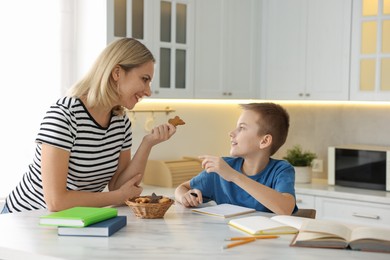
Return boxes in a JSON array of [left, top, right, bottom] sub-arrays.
[[57, 216, 127, 237]]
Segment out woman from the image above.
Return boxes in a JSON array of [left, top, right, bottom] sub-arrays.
[[2, 38, 176, 213]]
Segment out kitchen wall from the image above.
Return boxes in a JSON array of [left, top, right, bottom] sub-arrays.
[[131, 100, 390, 179]]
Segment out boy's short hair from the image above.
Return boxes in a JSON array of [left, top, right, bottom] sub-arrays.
[[240, 103, 290, 155]]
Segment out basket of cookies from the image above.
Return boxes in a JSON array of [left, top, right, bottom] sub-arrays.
[[125, 193, 174, 219]]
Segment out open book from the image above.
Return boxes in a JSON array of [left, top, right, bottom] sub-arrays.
[[191, 204, 256, 218], [290, 219, 390, 253], [228, 215, 306, 235]]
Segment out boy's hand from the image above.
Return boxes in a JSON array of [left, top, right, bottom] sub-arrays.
[[180, 189, 202, 207], [199, 155, 237, 182]]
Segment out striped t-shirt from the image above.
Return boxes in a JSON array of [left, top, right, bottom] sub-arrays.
[[5, 97, 132, 213]]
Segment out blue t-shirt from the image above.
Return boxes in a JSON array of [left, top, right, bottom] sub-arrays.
[[190, 157, 298, 213]]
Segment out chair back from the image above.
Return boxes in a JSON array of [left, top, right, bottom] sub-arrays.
[[293, 208, 316, 219]]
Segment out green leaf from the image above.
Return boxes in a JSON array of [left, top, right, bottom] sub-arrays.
[[283, 145, 317, 166]]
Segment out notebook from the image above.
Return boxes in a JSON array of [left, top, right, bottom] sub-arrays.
[[39, 207, 118, 227], [191, 204, 256, 218], [228, 215, 305, 235]]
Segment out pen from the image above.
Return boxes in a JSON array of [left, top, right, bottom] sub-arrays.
[[190, 192, 198, 197], [225, 235, 279, 241], [223, 238, 256, 249], [190, 192, 212, 202]]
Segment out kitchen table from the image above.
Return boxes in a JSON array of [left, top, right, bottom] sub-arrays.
[[0, 185, 388, 260]]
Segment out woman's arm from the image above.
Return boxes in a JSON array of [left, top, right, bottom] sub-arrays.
[[41, 144, 143, 212], [41, 123, 176, 212], [109, 123, 176, 190]]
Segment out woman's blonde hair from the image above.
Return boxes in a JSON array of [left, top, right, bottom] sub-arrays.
[[67, 38, 155, 115]]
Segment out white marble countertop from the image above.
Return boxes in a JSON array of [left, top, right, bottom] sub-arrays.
[[295, 179, 390, 205], [0, 185, 389, 260]]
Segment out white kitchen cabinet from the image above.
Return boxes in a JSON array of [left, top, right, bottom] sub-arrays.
[[350, 0, 390, 101], [261, 0, 351, 100], [315, 196, 390, 228], [295, 194, 316, 209], [107, 0, 195, 98], [193, 0, 259, 99], [296, 180, 390, 227]]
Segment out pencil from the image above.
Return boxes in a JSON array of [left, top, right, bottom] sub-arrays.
[[225, 235, 279, 241], [223, 238, 256, 249]]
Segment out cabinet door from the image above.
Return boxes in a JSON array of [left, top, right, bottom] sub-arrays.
[[295, 193, 316, 209], [151, 0, 195, 98], [305, 0, 351, 100], [261, 0, 351, 100], [107, 0, 195, 99], [222, 0, 258, 98], [194, 0, 258, 99], [261, 0, 307, 99], [350, 0, 390, 101], [193, 0, 224, 98]]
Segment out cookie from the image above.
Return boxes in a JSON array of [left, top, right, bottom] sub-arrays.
[[133, 193, 171, 204], [168, 116, 185, 127], [158, 197, 171, 203], [135, 197, 150, 204]]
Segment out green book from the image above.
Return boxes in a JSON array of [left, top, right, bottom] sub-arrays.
[[39, 207, 118, 227]]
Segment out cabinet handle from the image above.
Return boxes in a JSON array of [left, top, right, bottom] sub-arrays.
[[305, 93, 310, 97], [352, 212, 380, 220], [154, 90, 159, 94], [298, 93, 303, 97], [296, 199, 303, 203]]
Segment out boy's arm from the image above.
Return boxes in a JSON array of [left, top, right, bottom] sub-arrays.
[[232, 175, 296, 215], [175, 181, 203, 207], [199, 155, 295, 215]]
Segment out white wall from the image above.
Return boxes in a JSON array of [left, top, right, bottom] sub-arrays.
[[0, 0, 62, 198], [0, 0, 107, 198], [73, 0, 107, 81], [132, 100, 390, 181]]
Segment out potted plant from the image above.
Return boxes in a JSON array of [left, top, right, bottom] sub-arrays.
[[283, 145, 317, 183]]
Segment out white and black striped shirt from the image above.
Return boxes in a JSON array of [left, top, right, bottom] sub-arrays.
[[5, 97, 132, 212]]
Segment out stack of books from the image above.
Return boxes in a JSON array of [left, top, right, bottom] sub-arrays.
[[39, 207, 127, 237]]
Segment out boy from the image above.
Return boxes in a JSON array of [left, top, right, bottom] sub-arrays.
[[175, 103, 297, 215]]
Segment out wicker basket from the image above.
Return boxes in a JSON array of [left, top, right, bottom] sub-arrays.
[[125, 196, 174, 219]]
